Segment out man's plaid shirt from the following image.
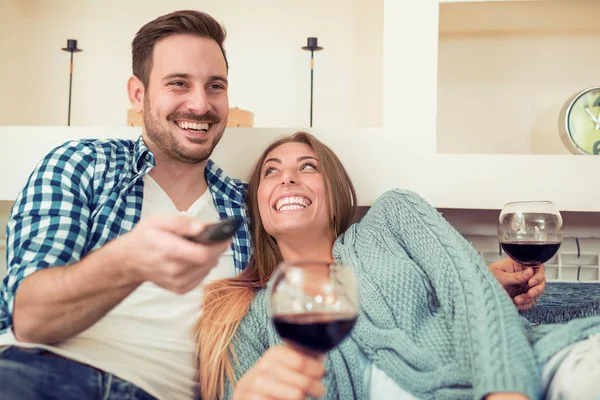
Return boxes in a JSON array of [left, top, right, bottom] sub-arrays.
[[0, 136, 251, 333]]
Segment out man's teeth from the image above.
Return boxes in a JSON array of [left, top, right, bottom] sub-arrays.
[[176, 121, 209, 131], [275, 196, 312, 211]]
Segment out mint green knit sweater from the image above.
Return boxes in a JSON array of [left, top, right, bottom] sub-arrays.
[[226, 190, 549, 399]]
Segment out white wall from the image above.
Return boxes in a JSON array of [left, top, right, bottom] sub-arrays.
[[352, 0, 384, 128], [0, 0, 383, 129], [383, 0, 439, 154], [0, 0, 25, 126]]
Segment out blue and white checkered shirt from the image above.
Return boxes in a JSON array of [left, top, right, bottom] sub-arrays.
[[0, 136, 251, 334]]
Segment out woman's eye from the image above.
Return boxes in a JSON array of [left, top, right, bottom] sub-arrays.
[[264, 167, 277, 176], [300, 162, 317, 171]]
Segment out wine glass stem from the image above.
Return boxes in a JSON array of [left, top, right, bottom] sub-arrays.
[[530, 265, 538, 307], [528, 265, 540, 324]]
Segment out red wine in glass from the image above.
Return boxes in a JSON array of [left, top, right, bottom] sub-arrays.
[[273, 312, 357, 353], [500, 242, 561, 266], [269, 261, 359, 358]]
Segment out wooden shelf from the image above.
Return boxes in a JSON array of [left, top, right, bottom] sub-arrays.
[[440, 1, 600, 35]]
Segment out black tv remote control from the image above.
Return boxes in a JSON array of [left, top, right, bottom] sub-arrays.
[[188, 218, 242, 244]]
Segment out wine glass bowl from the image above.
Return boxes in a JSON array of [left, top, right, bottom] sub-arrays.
[[269, 261, 359, 355], [498, 201, 563, 267]]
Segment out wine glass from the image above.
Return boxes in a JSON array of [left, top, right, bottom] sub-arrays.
[[269, 261, 359, 358], [498, 201, 563, 318]]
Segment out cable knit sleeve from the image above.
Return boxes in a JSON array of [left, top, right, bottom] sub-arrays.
[[343, 189, 540, 400]]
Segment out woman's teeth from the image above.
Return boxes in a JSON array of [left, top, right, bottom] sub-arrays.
[[279, 204, 305, 211], [275, 196, 311, 211]]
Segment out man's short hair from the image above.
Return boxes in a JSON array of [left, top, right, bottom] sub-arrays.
[[132, 10, 228, 87]]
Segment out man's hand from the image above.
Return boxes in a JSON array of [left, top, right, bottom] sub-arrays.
[[12, 214, 231, 344], [120, 214, 232, 294], [488, 258, 546, 311], [232, 346, 326, 400]]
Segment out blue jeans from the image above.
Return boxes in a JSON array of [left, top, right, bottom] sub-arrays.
[[0, 346, 158, 400]]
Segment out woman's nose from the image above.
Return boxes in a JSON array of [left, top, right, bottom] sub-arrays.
[[281, 173, 296, 185]]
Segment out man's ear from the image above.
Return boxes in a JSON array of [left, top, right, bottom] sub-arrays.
[[127, 75, 145, 113]]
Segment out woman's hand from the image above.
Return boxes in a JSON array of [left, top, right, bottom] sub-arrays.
[[488, 258, 546, 311], [485, 393, 529, 400], [232, 345, 326, 400]]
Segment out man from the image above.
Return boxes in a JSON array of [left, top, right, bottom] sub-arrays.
[[0, 9, 543, 400], [0, 10, 249, 400]]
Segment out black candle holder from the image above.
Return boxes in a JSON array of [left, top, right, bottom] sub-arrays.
[[61, 39, 83, 126], [301, 37, 323, 128]]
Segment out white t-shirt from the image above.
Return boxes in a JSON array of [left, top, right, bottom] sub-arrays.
[[0, 175, 236, 400]]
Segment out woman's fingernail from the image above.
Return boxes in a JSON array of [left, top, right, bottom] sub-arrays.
[[530, 280, 538, 286]]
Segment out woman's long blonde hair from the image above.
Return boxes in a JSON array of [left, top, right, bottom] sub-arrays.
[[195, 132, 357, 399]]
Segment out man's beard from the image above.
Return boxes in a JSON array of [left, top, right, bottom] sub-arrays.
[[142, 96, 224, 164]]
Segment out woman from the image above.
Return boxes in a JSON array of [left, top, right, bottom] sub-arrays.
[[197, 132, 600, 400]]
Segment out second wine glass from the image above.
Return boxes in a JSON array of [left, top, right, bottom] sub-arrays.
[[498, 201, 563, 313]]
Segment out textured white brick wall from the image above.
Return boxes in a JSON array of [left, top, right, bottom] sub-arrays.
[[465, 234, 600, 282], [437, 208, 600, 281]]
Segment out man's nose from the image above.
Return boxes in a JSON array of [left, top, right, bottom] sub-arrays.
[[185, 89, 210, 115]]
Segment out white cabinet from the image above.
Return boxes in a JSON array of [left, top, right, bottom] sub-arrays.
[[379, 0, 600, 212], [437, 0, 600, 155]]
